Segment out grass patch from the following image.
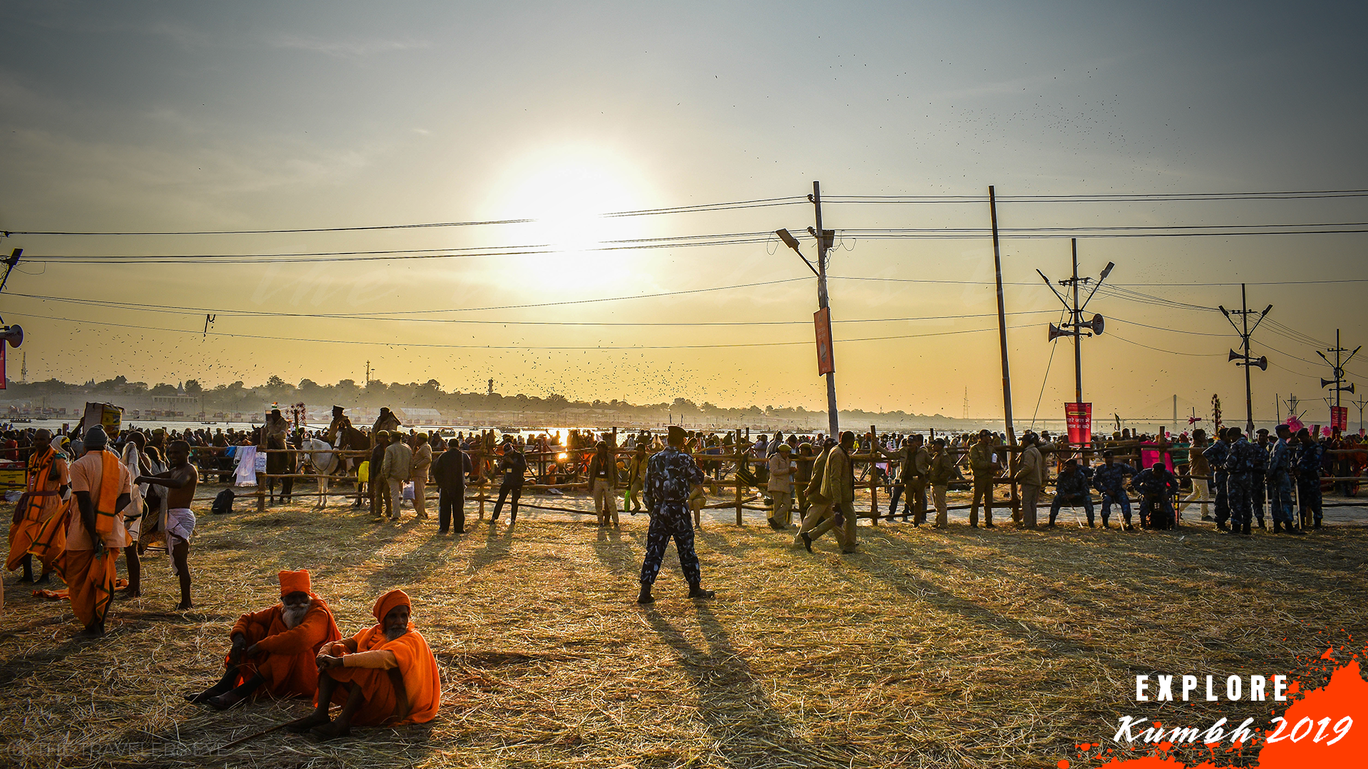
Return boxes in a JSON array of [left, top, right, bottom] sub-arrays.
[[1, 488, 1365, 768]]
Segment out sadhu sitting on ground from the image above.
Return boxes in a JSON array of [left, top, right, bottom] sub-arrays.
[[287, 589, 441, 741], [188, 569, 341, 709]]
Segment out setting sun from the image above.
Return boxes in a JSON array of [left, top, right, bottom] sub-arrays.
[[494, 147, 652, 294]]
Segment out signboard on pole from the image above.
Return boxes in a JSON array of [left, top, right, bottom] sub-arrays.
[[1065, 402, 1092, 445], [814, 307, 835, 376], [1331, 406, 1348, 431]]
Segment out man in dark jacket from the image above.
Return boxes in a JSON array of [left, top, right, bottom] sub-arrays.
[[491, 438, 526, 524], [432, 438, 472, 534], [1049, 457, 1096, 527]]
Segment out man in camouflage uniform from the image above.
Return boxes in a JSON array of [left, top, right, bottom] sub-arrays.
[[1202, 428, 1234, 531], [1133, 462, 1179, 530], [1224, 430, 1255, 536], [1268, 424, 1299, 534], [637, 426, 715, 604], [1048, 457, 1095, 527], [1250, 428, 1270, 530], [1293, 428, 1323, 530], [1092, 450, 1135, 529]]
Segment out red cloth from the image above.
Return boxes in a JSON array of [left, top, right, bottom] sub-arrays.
[[229, 595, 341, 699]]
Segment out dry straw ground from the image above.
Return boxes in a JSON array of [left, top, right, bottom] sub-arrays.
[[1, 488, 1365, 769]]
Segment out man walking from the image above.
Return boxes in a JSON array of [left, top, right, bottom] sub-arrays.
[[637, 426, 714, 604], [805, 431, 858, 553]]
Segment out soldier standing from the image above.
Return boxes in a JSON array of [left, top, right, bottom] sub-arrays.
[[1294, 428, 1324, 530], [1268, 424, 1299, 534], [1224, 429, 1255, 536], [1203, 428, 1234, 531], [1251, 428, 1271, 530], [637, 426, 714, 604], [966, 430, 1000, 528]]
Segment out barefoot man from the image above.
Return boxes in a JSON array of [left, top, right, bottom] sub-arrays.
[[7, 429, 68, 585], [288, 589, 441, 741], [188, 569, 341, 709], [136, 440, 198, 610], [66, 427, 133, 637]]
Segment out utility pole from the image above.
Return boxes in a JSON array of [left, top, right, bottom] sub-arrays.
[[1219, 284, 1271, 435], [988, 186, 1016, 447], [364, 361, 370, 385], [811, 181, 838, 439], [775, 181, 838, 440], [1037, 238, 1113, 415], [1351, 393, 1367, 434], [1317, 329, 1358, 420]]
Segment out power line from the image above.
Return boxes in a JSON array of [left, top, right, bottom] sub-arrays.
[[16, 232, 777, 265], [2, 292, 1060, 326], [4, 309, 1034, 350], [825, 189, 1368, 204], [3, 197, 807, 237]]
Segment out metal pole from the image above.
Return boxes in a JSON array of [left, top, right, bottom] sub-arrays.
[[1335, 329, 1342, 410], [988, 186, 1017, 447], [1071, 238, 1082, 406], [813, 180, 839, 439], [1242, 283, 1253, 435]]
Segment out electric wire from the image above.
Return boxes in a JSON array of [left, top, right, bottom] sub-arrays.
[[0, 292, 1058, 326], [2, 309, 1035, 351]]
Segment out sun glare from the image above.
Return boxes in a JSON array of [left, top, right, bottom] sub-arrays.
[[494, 148, 651, 295]]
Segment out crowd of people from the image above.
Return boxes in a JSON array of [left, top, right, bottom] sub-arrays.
[[1, 407, 1364, 743]]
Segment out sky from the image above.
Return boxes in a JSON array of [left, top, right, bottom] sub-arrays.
[[0, 1, 1365, 427]]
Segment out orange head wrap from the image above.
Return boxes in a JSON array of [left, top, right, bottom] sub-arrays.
[[278, 569, 311, 597], [372, 589, 411, 623]]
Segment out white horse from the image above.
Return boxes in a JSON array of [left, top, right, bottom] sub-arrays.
[[300, 437, 345, 509]]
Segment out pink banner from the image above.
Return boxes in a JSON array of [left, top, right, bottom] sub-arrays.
[[1065, 402, 1091, 445]]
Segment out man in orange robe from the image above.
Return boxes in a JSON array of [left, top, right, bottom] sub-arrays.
[[65, 427, 132, 637], [7, 429, 69, 583], [188, 569, 341, 709], [287, 589, 441, 741]]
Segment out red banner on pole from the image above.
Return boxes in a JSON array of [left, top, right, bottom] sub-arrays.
[[814, 307, 834, 376], [1065, 402, 1092, 445], [1331, 406, 1348, 431]]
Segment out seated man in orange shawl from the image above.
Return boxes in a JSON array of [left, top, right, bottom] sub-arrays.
[[7, 429, 69, 584], [287, 589, 441, 741], [188, 569, 341, 709]]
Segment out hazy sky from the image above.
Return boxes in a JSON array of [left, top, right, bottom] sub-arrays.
[[1, 1, 1365, 426]]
